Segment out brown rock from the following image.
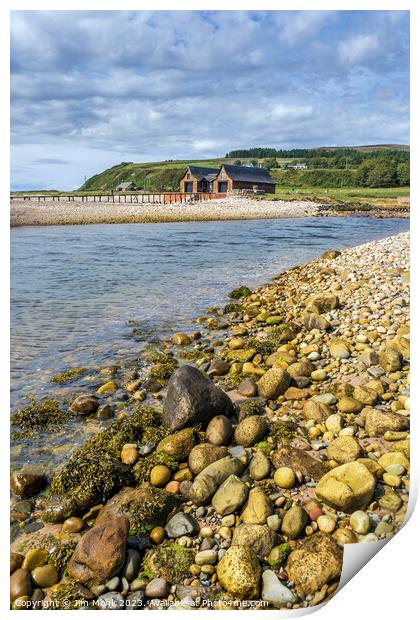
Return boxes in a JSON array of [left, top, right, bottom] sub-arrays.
[[237, 378, 258, 397], [326, 436, 362, 464], [287, 533, 343, 597], [364, 408, 410, 437], [272, 448, 329, 481], [188, 444, 228, 475], [11, 469, 47, 499], [302, 400, 332, 421], [67, 516, 129, 584], [10, 568, 32, 603]]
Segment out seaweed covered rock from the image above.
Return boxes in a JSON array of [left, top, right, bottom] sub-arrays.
[[157, 428, 198, 461], [217, 545, 261, 600], [67, 516, 129, 585], [95, 485, 179, 535], [44, 407, 163, 522], [286, 533, 343, 597], [163, 365, 234, 431], [141, 542, 194, 583]]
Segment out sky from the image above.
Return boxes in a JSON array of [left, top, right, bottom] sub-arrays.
[[10, 10, 410, 190]]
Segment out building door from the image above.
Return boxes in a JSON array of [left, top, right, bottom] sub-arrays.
[[185, 182, 193, 192], [218, 181, 228, 192]]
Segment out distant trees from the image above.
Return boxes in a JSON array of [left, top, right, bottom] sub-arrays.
[[355, 158, 408, 187], [262, 157, 279, 170], [397, 162, 410, 186]]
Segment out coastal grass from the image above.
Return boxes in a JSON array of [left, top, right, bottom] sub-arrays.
[[259, 186, 410, 205]]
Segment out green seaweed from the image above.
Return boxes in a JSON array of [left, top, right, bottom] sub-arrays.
[[46, 578, 93, 610], [11, 398, 74, 439], [49, 540, 78, 575], [229, 286, 252, 299], [51, 368, 87, 384], [121, 487, 178, 535], [223, 302, 242, 315], [141, 542, 194, 583], [268, 543, 292, 570], [269, 419, 298, 443], [132, 451, 178, 484], [148, 358, 178, 384]]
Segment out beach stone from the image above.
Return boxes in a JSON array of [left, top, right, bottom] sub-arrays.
[[232, 524, 277, 558], [281, 504, 308, 540], [325, 414, 343, 434], [217, 546, 261, 600], [316, 462, 376, 512], [305, 292, 339, 314], [249, 451, 271, 481], [379, 349, 403, 372], [317, 514, 336, 534], [287, 361, 315, 378], [10, 568, 32, 603], [157, 428, 197, 460], [97, 592, 125, 610], [267, 514, 282, 532], [211, 474, 248, 516], [237, 378, 258, 397], [97, 404, 114, 419], [189, 456, 244, 505], [67, 516, 129, 585], [97, 380, 117, 394], [195, 550, 218, 565], [326, 436, 362, 464], [145, 578, 170, 598], [359, 350, 380, 367], [350, 510, 370, 534], [337, 397, 363, 413], [206, 416, 233, 446], [31, 564, 59, 588], [311, 369, 327, 381], [171, 333, 191, 346], [234, 415, 267, 447], [241, 487, 273, 525], [70, 394, 99, 415], [208, 358, 230, 376], [378, 452, 410, 471], [353, 386, 377, 405], [163, 365, 234, 430], [274, 467, 295, 489], [96, 485, 178, 535], [329, 341, 350, 359], [11, 469, 47, 498], [287, 533, 343, 597], [261, 570, 297, 607], [165, 512, 199, 538], [322, 250, 341, 259], [121, 444, 138, 465], [267, 351, 296, 367], [302, 400, 332, 421], [378, 490, 402, 512], [364, 408, 409, 436], [302, 312, 330, 331], [313, 393, 337, 405], [22, 549, 49, 571], [150, 526, 166, 545], [272, 448, 329, 481], [333, 528, 357, 545], [188, 444, 228, 475], [122, 549, 141, 581], [150, 465, 171, 487], [257, 368, 291, 399], [10, 552, 24, 574]]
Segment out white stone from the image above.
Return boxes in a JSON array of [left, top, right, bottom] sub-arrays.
[[261, 570, 297, 607]]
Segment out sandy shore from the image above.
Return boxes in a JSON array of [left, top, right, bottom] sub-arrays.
[[10, 197, 319, 227]]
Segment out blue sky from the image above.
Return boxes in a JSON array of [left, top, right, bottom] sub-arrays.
[[11, 10, 409, 190]]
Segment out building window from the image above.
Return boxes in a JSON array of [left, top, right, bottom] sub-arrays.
[[185, 181, 193, 192]]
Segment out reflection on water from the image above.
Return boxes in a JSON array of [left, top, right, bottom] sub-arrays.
[[11, 217, 409, 409]]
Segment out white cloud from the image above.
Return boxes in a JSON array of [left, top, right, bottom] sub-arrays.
[[338, 34, 380, 65]]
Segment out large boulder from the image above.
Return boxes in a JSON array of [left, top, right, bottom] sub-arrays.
[[67, 516, 129, 585], [95, 485, 178, 535], [232, 524, 277, 558], [189, 456, 244, 506], [286, 533, 343, 597], [163, 366, 234, 431], [364, 408, 410, 437], [315, 462, 376, 512], [217, 546, 261, 600]]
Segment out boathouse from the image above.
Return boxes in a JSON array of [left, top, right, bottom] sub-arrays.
[[115, 181, 139, 191], [179, 166, 219, 193], [213, 164, 276, 193]]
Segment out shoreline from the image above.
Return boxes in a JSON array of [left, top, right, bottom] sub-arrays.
[[10, 232, 410, 610], [10, 197, 409, 228]]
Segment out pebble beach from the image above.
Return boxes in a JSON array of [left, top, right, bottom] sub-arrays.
[[10, 231, 410, 610], [10, 197, 319, 227]]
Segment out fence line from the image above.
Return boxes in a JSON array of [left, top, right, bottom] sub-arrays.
[[10, 192, 227, 205]]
